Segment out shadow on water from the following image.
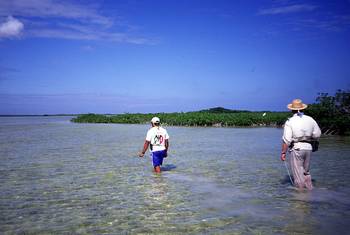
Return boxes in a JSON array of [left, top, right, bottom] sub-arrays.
[[161, 164, 177, 171], [168, 173, 286, 220], [281, 175, 293, 185]]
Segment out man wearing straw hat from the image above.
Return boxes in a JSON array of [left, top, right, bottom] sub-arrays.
[[139, 117, 169, 173], [280, 99, 321, 190]]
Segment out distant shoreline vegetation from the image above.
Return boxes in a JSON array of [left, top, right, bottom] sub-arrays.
[[72, 89, 350, 135], [71, 107, 290, 127], [305, 89, 350, 135]]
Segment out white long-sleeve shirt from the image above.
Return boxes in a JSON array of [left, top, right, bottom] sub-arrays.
[[282, 113, 321, 150]]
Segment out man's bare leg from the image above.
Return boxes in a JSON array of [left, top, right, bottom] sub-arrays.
[[154, 166, 161, 173]]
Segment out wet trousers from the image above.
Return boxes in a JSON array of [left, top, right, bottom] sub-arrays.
[[290, 149, 313, 190]]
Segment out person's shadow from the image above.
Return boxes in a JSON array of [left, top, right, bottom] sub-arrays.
[[161, 164, 177, 171], [281, 175, 294, 185]]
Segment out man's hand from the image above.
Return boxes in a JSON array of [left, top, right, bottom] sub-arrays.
[[139, 141, 150, 158], [139, 152, 145, 158], [281, 153, 286, 161]]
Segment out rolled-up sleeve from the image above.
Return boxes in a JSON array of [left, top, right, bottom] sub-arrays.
[[282, 122, 293, 145], [312, 120, 322, 138]]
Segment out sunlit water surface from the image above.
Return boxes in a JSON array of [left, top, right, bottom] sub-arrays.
[[0, 116, 349, 234]]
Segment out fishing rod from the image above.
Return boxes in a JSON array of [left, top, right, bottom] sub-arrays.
[[284, 160, 294, 186]]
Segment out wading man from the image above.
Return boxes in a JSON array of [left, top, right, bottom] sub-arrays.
[[281, 99, 321, 190], [139, 117, 169, 173]]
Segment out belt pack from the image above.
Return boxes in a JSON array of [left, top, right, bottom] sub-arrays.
[[289, 140, 319, 152]]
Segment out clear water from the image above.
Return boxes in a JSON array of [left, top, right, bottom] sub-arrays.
[[0, 116, 349, 234]]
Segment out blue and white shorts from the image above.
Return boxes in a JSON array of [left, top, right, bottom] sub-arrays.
[[150, 150, 167, 167]]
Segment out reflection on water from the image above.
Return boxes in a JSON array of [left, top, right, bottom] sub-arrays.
[[0, 116, 350, 234]]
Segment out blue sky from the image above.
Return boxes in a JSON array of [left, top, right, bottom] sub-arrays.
[[0, 0, 349, 114]]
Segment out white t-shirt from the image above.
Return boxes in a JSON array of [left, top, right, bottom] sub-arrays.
[[282, 113, 321, 150], [146, 126, 169, 152]]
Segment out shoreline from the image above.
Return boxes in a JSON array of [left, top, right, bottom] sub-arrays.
[[71, 121, 284, 128], [70, 112, 289, 128]]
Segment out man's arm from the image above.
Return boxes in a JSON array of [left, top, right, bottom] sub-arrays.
[[281, 142, 288, 161], [164, 139, 169, 157], [165, 139, 169, 150], [139, 140, 150, 157], [312, 119, 322, 139], [281, 122, 291, 161]]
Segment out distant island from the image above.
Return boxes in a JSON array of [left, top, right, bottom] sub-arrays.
[[72, 107, 290, 127], [72, 89, 350, 135]]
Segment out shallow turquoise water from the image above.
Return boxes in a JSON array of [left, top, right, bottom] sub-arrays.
[[0, 116, 349, 234]]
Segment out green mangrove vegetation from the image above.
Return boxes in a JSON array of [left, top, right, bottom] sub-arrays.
[[305, 89, 350, 135], [71, 89, 350, 135], [72, 108, 289, 127]]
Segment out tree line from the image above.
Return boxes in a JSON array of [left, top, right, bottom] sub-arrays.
[[305, 89, 350, 135], [72, 89, 350, 135], [72, 106, 289, 127]]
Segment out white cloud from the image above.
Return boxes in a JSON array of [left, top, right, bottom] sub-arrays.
[[258, 4, 318, 15], [0, 0, 112, 27], [296, 14, 350, 32], [0, 16, 24, 38], [257, 2, 350, 34], [0, 0, 152, 44]]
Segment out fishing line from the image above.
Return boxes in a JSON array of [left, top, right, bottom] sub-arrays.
[[284, 160, 294, 186]]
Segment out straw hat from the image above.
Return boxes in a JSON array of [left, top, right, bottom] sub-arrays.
[[287, 99, 308, 110]]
